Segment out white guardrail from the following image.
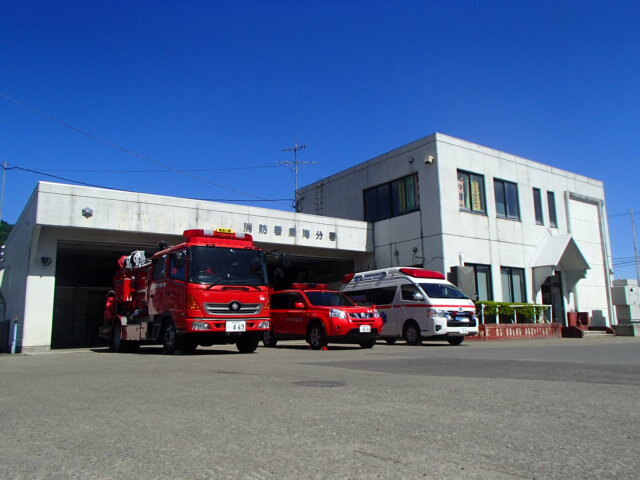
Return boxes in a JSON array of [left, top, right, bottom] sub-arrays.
[[479, 304, 553, 325]]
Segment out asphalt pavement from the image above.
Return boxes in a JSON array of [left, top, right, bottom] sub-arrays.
[[1, 336, 639, 480]]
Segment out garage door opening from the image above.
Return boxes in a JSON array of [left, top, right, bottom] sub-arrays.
[[271, 256, 354, 290], [51, 241, 156, 349], [51, 242, 355, 349]]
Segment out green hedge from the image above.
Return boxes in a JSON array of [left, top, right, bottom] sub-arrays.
[[476, 301, 549, 322]]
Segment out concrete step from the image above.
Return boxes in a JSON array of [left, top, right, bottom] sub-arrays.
[[581, 330, 613, 337]]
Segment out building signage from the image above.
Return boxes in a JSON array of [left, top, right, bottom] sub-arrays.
[[242, 222, 337, 244]]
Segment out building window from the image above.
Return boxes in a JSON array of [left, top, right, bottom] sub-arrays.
[[533, 188, 544, 225], [500, 267, 526, 303], [547, 191, 558, 228], [466, 263, 493, 301], [364, 174, 419, 222], [457, 170, 486, 213], [494, 179, 520, 220]]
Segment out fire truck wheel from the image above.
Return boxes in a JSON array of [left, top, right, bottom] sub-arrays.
[[447, 336, 464, 346], [385, 338, 397, 345], [307, 323, 326, 350], [162, 320, 179, 355], [359, 337, 376, 349], [236, 334, 259, 353], [403, 321, 422, 346], [110, 321, 125, 353], [262, 330, 278, 348]]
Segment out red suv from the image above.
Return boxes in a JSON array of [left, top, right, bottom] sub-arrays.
[[264, 283, 383, 349]]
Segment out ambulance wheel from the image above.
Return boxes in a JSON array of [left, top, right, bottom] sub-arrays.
[[110, 321, 125, 353], [447, 336, 464, 346], [385, 338, 397, 345], [263, 330, 278, 348], [307, 323, 326, 350], [162, 320, 179, 355], [404, 321, 421, 346], [359, 337, 376, 349], [236, 333, 259, 353]]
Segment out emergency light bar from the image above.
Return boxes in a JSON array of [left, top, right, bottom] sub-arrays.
[[291, 283, 328, 290], [182, 229, 252, 241], [399, 268, 445, 279]]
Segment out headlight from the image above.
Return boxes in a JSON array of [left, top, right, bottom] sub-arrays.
[[426, 309, 451, 320], [330, 309, 347, 319], [192, 321, 210, 330], [372, 310, 381, 318]]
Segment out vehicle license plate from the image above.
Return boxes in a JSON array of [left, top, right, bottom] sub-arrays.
[[226, 321, 246, 332], [459, 328, 468, 334], [359, 325, 371, 333]]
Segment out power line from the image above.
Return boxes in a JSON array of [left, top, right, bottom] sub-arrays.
[[0, 92, 277, 202], [6, 164, 293, 204], [39, 165, 281, 173]]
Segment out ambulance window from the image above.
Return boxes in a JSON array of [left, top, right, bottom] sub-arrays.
[[348, 286, 396, 306], [419, 283, 468, 299], [152, 256, 166, 280], [401, 285, 424, 301]]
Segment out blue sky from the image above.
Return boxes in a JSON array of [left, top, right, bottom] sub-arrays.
[[1, 1, 639, 278]]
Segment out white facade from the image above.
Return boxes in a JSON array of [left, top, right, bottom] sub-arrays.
[[298, 133, 614, 326], [1, 182, 371, 352]]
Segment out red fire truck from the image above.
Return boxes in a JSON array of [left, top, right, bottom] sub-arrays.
[[100, 228, 271, 354]]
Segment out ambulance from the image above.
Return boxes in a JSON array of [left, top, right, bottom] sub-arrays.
[[340, 267, 479, 345]]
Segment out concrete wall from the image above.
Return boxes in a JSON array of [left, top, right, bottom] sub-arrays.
[[298, 132, 614, 324], [1, 189, 40, 352]]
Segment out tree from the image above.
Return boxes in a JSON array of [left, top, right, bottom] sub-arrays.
[[0, 221, 12, 245]]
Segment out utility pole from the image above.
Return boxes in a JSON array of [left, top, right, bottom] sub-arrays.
[[0, 162, 7, 226], [277, 143, 316, 212], [631, 208, 640, 283]]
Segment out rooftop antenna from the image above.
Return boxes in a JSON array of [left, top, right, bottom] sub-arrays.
[[277, 143, 317, 212]]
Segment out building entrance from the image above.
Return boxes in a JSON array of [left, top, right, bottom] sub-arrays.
[[541, 271, 565, 324]]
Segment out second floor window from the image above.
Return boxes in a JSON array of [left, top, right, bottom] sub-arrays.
[[547, 191, 558, 228], [494, 179, 520, 220], [364, 174, 419, 222], [533, 188, 544, 225], [458, 170, 486, 213]]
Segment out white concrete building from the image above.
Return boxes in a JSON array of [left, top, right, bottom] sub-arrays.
[[298, 133, 614, 327], [0, 182, 370, 352], [0, 133, 615, 352]]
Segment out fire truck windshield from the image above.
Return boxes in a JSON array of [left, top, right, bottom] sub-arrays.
[[190, 246, 268, 286]]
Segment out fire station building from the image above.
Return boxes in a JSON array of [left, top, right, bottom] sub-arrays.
[[0, 133, 615, 352]]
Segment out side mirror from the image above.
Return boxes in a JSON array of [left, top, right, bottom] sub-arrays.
[[413, 293, 424, 301], [293, 302, 305, 309]]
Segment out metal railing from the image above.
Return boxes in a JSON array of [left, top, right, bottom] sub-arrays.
[[479, 304, 553, 325]]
